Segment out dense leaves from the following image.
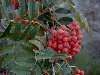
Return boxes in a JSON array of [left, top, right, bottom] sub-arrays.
[[0, 0, 89, 75]]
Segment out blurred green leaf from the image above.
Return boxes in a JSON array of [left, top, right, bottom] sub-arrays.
[[0, 44, 16, 55], [20, 24, 32, 39], [1, 54, 15, 68], [18, 0, 25, 19], [15, 57, 35, 67], [58, 17, 73, 25], [28, 26, 40, 39], [11, 65, 30, 75], [29, 40, 44, 50], [28, 0, 35, 19], [1, 0, 9, 17], [55, 8, 71, 14]]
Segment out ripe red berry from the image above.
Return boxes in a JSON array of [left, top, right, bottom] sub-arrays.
[[76, 69, 81, 74], [62, 31, 69, 37], [63, 37, 68, 42], [14, 2, 19, 10], [62, 48, 68, 52], [52, 42, 57, 49], [63, 42, 71, 49], [50, 30, 57, 37], [58, 40, 63, 44], [70, 30, 77, 36], [77, 35, 82, 40], [57, 35, 63, 40], [77, 30, 82, 35], [76, 45, 81, 50], [80, 70, 84, 75], [69, 26, 75, 31], [71, 36, 77, 41], [75, 25, 80, 30], [58, 44, 63, 49], [48, 40, 52, 47], [72, 21, 78, 26], [60, 25, 67, 30], [57, 29, 64, 34]]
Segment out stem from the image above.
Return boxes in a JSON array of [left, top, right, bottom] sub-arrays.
[[51, 63, 55, 75]]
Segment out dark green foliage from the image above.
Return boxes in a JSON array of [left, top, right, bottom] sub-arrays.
[[58, 17, 73, 25], [55, 8, 71, 14], [0, 22, 12, 38]]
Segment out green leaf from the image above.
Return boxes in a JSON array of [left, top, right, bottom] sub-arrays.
[[1, 54, 15, 68], [19, 44, 34, 57], [18, 0, 25, 19], [55, 8, 71, 14], [58, 17, 73, 25], [28, 26, 40, 39], [33, 49, 56, 60], [20, 24, 32, 39], [0, 22, 12, 38], [1, 0, 9, 17], [29, 40, 44, 50], [28, 0, 35, 19], [11, 66, 30, 75], [34, 63, 42, 75], [12, 24, 23, 41], [0, 44, 16, 55], [62, 64, 71, 75], [52, 53, 68, 60], [35, 35, 45, 45], [15, 57, 36, 67]]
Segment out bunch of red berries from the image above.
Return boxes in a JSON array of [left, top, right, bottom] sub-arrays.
[[74, 69, 84, 75], [48, 21, 82, 56]]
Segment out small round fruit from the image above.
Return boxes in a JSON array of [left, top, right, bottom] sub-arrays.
[[60, 25, 67, 30], [50, 30, 57, 37], [57, 29, 64, 34], [58, 44, 63, 49]]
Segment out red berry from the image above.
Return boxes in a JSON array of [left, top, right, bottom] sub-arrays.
[[63, 42, 71, 49], [74, 48, 80, 53], [48, 40, 52, 47], [57, 35, 63, 39], [52, 42, 57, 49], [69, 26, 75, 31], [58, 40, 63, 44], [77, 35, 82, 40], [76, 45, 81, 50], [14, 2, 19, 10], [70, 30, 77, 36], [50, 30, 57, 37], [58, 44, 63, 49], [62, 48, 68, 52], [60, 25, 67, 30], [71, 36, 77, 41], [77, 30, 82, 35], [62, 31, 69, 37], [57, 29, 64, 34], [80, 70, 84, 75], [72, 21, 78, 26], [75, 25, 80, 30], [63, 37, 68, 42], [76, 69, 81, 74]]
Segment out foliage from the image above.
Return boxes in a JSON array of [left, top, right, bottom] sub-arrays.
[[0, 0, 91, 75]]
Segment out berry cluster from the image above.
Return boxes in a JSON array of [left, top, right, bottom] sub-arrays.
[[48, 22, 82, 56], [74, 69, 84, 75]]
